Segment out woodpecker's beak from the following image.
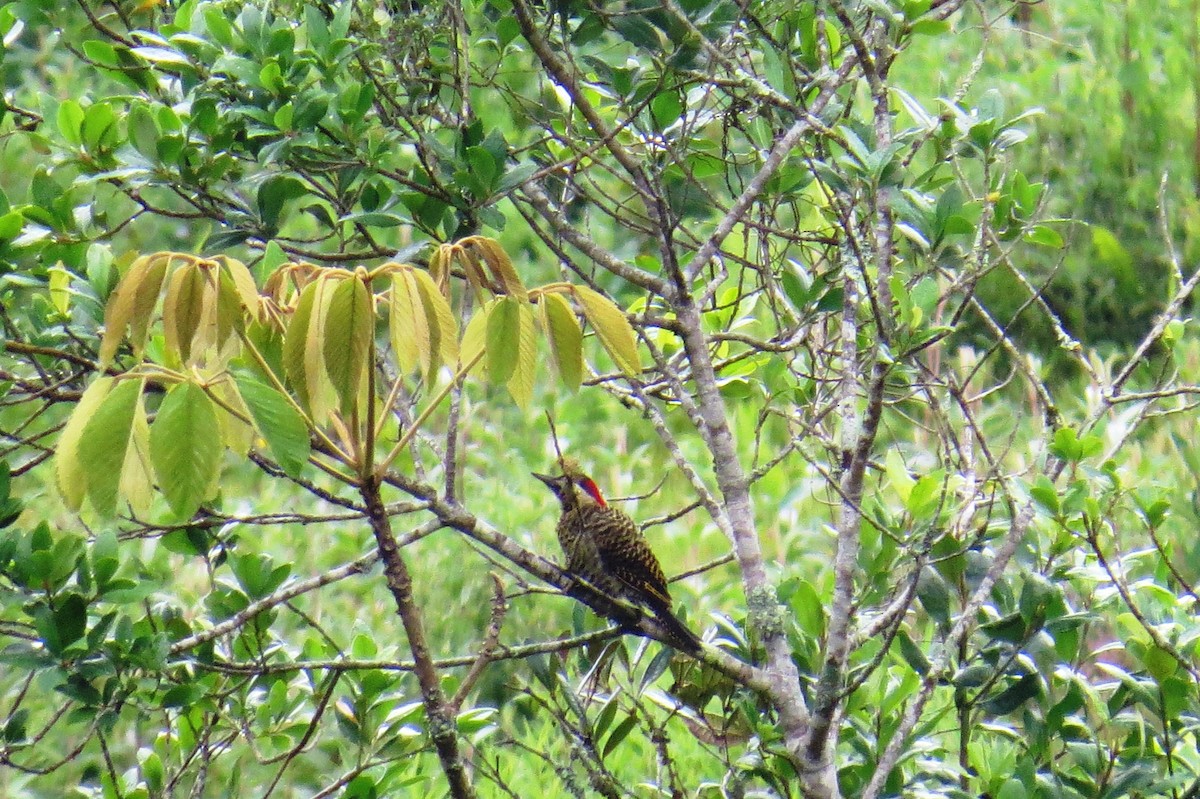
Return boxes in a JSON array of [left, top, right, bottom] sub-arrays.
[[531, 472, 555, 489]]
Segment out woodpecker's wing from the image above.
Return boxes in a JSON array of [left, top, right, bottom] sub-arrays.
[[591, 507, 673, 608]]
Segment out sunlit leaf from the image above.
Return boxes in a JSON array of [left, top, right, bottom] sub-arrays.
[[235, 375, 310, 478], [540, 292, 582, 391], [486, 295, 521, 385], [303, 276, 338, 424], [460, 302, 492, 378], [56, 377, 114, 511], [472, 237, 527, 300], [506, 302, 537, 408], [410, 267, 459, 380], [217, 256, 260, 320], [78, 378, 144, 517], [389, 270, 427, 376], [99, 254, 163, 367], [127, 253, 171, 361], [211, 377, 254, 457], [150, 382, 222, 519], [574, 286, 640, 376], [323, 275, 373, 414], [119, 391, 154, 516], [283, 277, 320, 415], [162, 263, 206, 364]]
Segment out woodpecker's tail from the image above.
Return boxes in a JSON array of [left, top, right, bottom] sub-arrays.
[[649, 601, 703, 654]]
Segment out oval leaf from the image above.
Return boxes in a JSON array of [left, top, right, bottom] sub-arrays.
[[574, 286, 640, 376], [459, 302, 492, 378], [389, 271, 427, 376], [410, 267, 459, 380], [486, 295, 521, 385], [162, 264, 206, 365], [150, 382, 222, 519], [283, 277, 322, 415], [303, 276, 338, 424], [235, 375, 311, 478], [120, 392, 154, 516], [506, 302, 537, 408], [56, 377, 115, 511], [540, 292, 582, 392], [127, 253, 171, 361], [99, 255, 161, 367], [323, 276, 373, 415], [78, 378, 144, 517]]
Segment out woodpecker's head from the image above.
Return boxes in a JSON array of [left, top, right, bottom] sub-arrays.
[[533, 467, 607, 511]]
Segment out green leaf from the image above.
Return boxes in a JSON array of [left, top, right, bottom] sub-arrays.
[[128, 104, 160, 160], [996, 778, 1027, 799], [57, 100, 85, 145], [1029, 476, 1060, 516], [149, 382, 222, 519], [602, 715, 638, 759], [235, 375, 311, 478], [896, 629, 931, 675], [540, 292, 583, 392], [915, 567, 951, 626], [78, 379, 143, 517], [506, 302, 538, 408], [885, 449, 915, 504], [92, 529, 120, 587], [650, 91, 683, 130], [323, 276, 373, 414], [984, 673, 1041, 715], [389, 271, 427, 376], [34, 594, 88, 656], [1024, 224, 1063, 249], [56, 377, 115, 511], [574, 286, 640, 376], [257, 175, 307, 231], [283, 277, 320, 413], [980, 611, 1028, 644], [486, 295, 521, 385], [410, 268, 459, 380]]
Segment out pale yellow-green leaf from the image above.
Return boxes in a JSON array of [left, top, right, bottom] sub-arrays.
[[163, 264, 206, 364], [212, 377, 254, 457], [459, 302, 492, 379], [303, 276, 337, 424], [160, 265, 188, 367], [56, 377, 114, 511], [78, 378, 144, 517], [218, 256, 261, 320], [389, 270, 428, 376], [540, 292, 583, 392], [211, 270, 247, 363], [410, 267, 459, 379], [506, 302, 538, 409], [283, 277, 321, 413], [119, 392, 154, 516], [99, 254, 157, 367], [473, 237, 527, 300], [128, 253, 170, 360], [885, 449, 916, 505], [49, 263, 71, 315], [323, 276, 373, 415], [574, 285, 641, 376], [428, 245, 452, 290], [190, 267, 224, 363], [456, 246, 489, 294]]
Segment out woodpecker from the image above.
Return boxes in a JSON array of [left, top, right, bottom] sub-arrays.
[[533, 468, 702, 654]]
